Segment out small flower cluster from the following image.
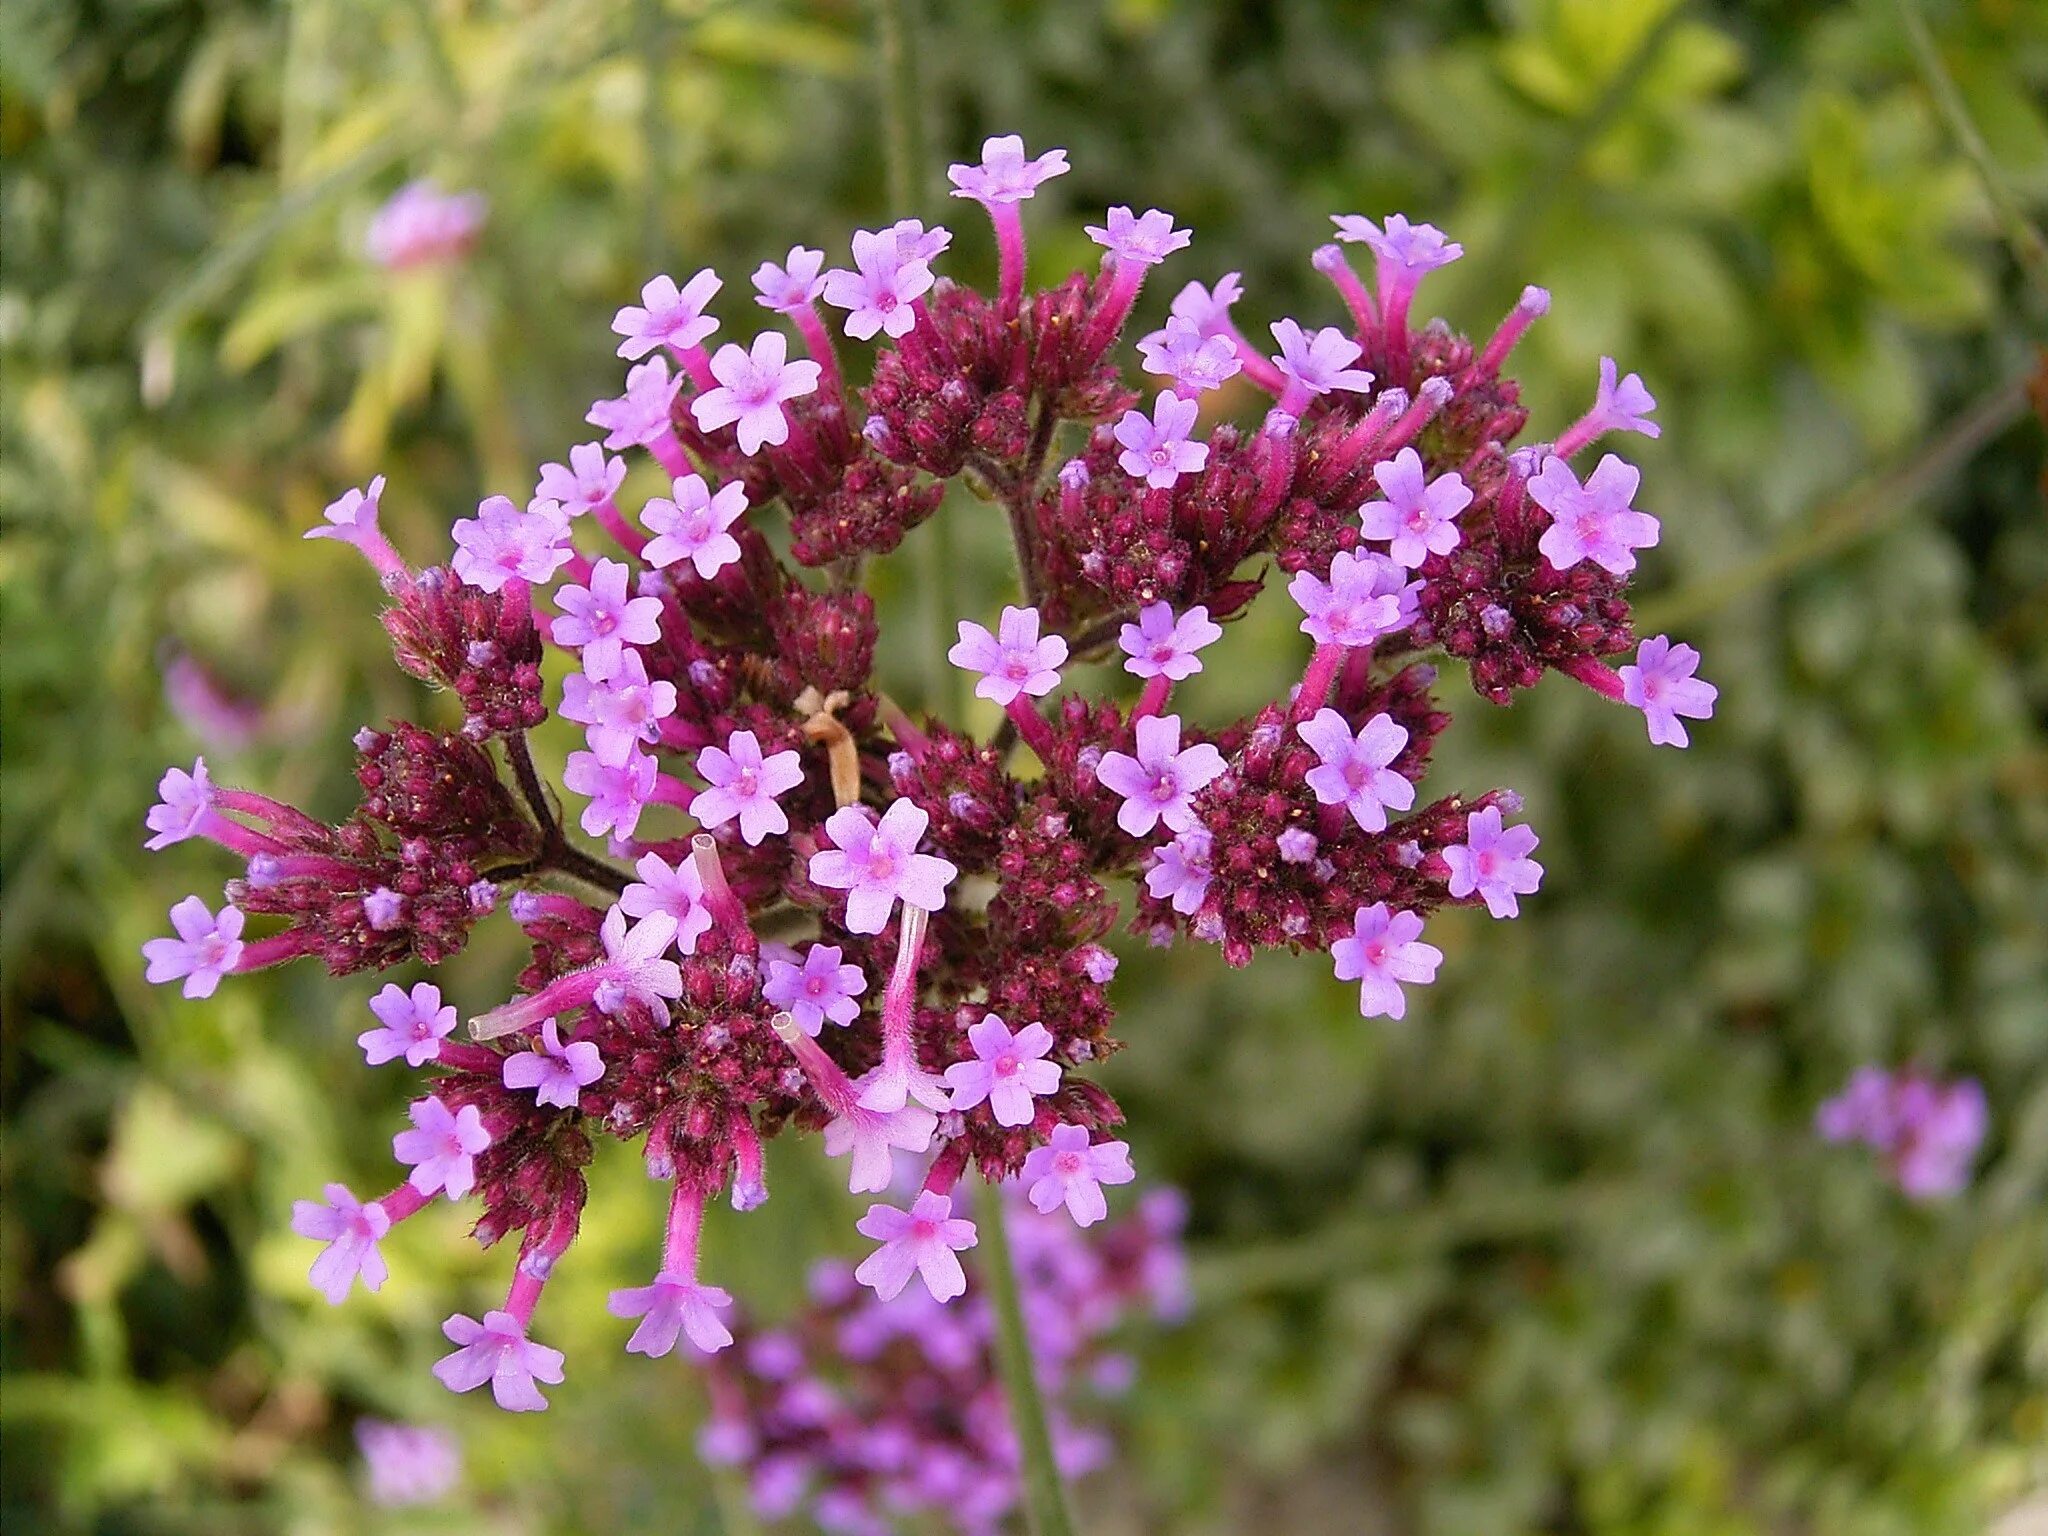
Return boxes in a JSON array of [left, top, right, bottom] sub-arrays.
[[699, 1187, 1186, 1535], [144, 135, 1716, 1413], [1817, 1065, 1987, 1199]]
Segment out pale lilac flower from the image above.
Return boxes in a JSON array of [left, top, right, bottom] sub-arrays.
[[948, 606, 1069, 705], [365, 181, 486, 270], [619, 852, 714, 955], [291, 1183, 391, 1304], [305, 475, 390, 552], [753, 247, 828, 313], [947, 135, 1069, 205], [1119, 602, 1222, 681], [1619, 635, 1718, 748], [823, 227, 941, 340], [612, 269, 721, 359], [450, 495, 571, 592], [393, 1094, 491, 1199], [943, 1014, 1061, 1127], [1084, 207, 1191, 267], [587, 905, 685, 1014], [1022, 1124, 1135, 1226], [1113, 393, 1209, 489], [142, 896, 244, 998], [808, 801, 960, 935], [853, 1192, 977, 1303], [359, 981, 458, 1067], [1331, 213, 1464, 276], [1288, 550, 1422, 648], [587, 358, 685, 450], [1144, 828, 1213, 914], [763, 944, 867, 1035], [1816, 1066, 1895, 1145], [503, 1018, 605, 1110], [1358, 447, 1471, 567], [355, 1420, 460, 1507], [1270, 319, 1375, 399], [144, 759, 217, 849], [1169, 272, 1244, 337], [1136, 316, 1241, 394], [562, 650, 678, 764], [886, 219, 953, 265], [642, 472, 750, 579], [690, 331, 820, 454], [1528, 453, 1660, 575], [1094, 714, 1227, 837], [824, 1102, 938, 1194], [1561, 356, 1659, 450], [563, 747, 656, 839], [363, 886, 405, 931], [1819, 1068, 1987, 1200], [694, 729, 806, 845], [1443, 806, 1544, 919], [534, 442, 629, 518], [433, 1311, 565, 1412], [1331, 903, 1443, 1020], [1298, 708, 1415, 832], [608, 1275, 735, 1356], [552, 559, 663, 676]]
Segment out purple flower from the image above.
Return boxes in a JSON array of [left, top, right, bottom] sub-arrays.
[[1288, 550, 1421, 648], [612, 269, 721, 359], [824, 1102, 938, 1194], [608, 1275, 735, 1356], [534, 442, 629, 518], [763, 944, 867, 1035], [947, 134, 1069, 205], [1819, 1067, 1987, 1200], [1298, 708, 1415, 832], [808, 800, 960, 935], [853, 1191, 978, 1303], [823, 227, 942, 340], [1443, 806, 1544, 919], [948, 605, 1069, 706], [694, 729, 806, 845], [1084, 206, 1191, 267], [142, 896, 244, 998], [642, 472, 750, 579], [359, 981, 458, 1067], [619, 852, 714, 955], [1144, 828, 1213, 914], [393, 1094, 491, 1199], [753, 246, 828, 313], [943, 1013, 1061, 1127], [305, 474, 389, 549], [1331, 213, 1463, 276], [1619, 635, 1717, 748], [690, 331, 821, 455], [1170, 272, 1244, 337], [355, 1420, 460, 1507], [502, 1018, 605, 1109], [886, 219, 953, 265], [552, 558, 663, 676], [1585, 356, 1659, 440], [290, 1183, 391, 1304], [1136, 316, 1241, 395], [365, 181, 486, 270], [1331, 903, 1443, 1020], [144, 758, 216, 849], [1118, 602, 1222, 681], [1358, 447, 1471, 568], [433, 1310, 565, 1413], [1094, 714, 1227, 837], [588, 905, 685, 1014], [563, 747, 656, 839], [450, 495, 571, 592], [561, 650, 677, 765], [587, 358, 685, 450], [1269, 319, 1375, 399], [363, 886, 405, 931], [1528, 453, 1660, 576], [1113, 392, 1209, 489], [1817, 1066, 1895, 1145], [1021, 1124, 1135, 1226]]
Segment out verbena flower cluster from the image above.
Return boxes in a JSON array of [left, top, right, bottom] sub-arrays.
[[143, 136, 1719, 1413], [1817, 1065, 1986, 1199]]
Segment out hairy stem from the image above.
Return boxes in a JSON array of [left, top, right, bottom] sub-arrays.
[[979, 1195, 1080, 1536]]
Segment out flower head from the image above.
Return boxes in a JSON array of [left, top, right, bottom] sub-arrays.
[[1358, 447, 1471, 568], [1288, 550, 1422, 648], [948, 606, 1069, 706], [1118, 602, 1222, 682], [142, 896, 244, 998], [1095, 714, 1227, 837], [144, 758, 215, 849], [393, 1094, 491, 1199], [1085, 207, 1191, 267], [619, 853, 714, 955], [1331, 213, 1463, 278], [1136, 316, 1241, 395], [823, 227, 943, 340], [551, 558, 664, 676], [690, 331, 821, 455], [1298, 709, 1415, 832], [943, 1013, 1061, 1127], [1021, 1124, 1135, 1226], [1269, 319, 1374, 398], [753, 246, 828, 313], [360, 981, 459, 1067], [948, 135, 1069, 205], [587, 358, 685, 450], [291, 1183, 391, 1304], [608, 1276, 735, 1356], [853, 1191, 978, 1302], [1528, 453, 1659, 576], [450, 495, 571, 592], [433, 1311, 565, 1412], [808, 801, 959, 935], [365, 181, 486, 270], [1443, 806, 1544, 919], [1331, 903, 1443, 1019], [694, 729, 806, 845], [613, 269, 721, 360], [503, 1018, 605, 1110], [763, 944, 868, 1035], [642, 472, 750, 579], [535, 443, 628, 517], [1113, 393, 1209, 489], [1619, 635, 1717, 748]]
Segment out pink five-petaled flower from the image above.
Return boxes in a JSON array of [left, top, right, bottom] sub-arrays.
[[689, 331, 820, 455], [1113, 393, 1209, 489], [449, 495, 570, 593], [942, 1013, 1062, 1128], [586, 358, 684, 450], [144, 758, 215, 849], [1288, 549, 1422, 648], [1331, 902, 1443, 1020], [853, 1191, 978, 1303], [1022, 1123, 1135, 1227], [561, 650, 677, 764], [823, 227, 941, 340], [947, 134, 1069, 205], [586, 905, 685, 1015], [552, 558, 663, 676], [1331, 213, 1464, 276], [608, 1275, 735, 1356], [1118, 601, 1222, 681], [808, 801, 960, 935], [1171, 271, 1245, 337], [642, 472, 750, 579], [433, 1311, 565, 1413], [1084, 206, 1192, 267], [359, 981, 458, 1067], [694, 729, 805, 845], [393, 1094, 491, 1199], [1145, 827, 1214, 914], [1444, 806, 1544, 920], [306, 474, 388, 547], [948, 605, 1069, 706], [563, 747, 656, 839], [290, 1183, 391, 1304], [535, 441, 628, 518], [1298, 708, 1415, 832], [619, 852, 714, 955], [1587, 356, 1659, 440], [1094, 714, 1227, 838], [1620, 635, 1718, 748], [502, 1018, 605, 1110], [824, 1101, 938, 1194], [1358, 447, 1472, 568], [1527, 453, 1660, 576], [752, 246, 827, 313], [763, 944, 867, 1036], [1136, 316, 1241, 395], [1270, 318, 1375, 399], [612, 269, 721, 360], [142, 896, 244, 998]]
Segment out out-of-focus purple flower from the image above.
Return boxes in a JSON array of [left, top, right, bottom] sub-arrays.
[[356, 1419, 460, 1507], [365, 181, 486, 270], [1170, 272, 1244, 337], [1818, 1066, 1987, 1200]]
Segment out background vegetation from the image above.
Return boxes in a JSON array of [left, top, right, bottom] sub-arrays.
[[3, 0, 2045, 1531]]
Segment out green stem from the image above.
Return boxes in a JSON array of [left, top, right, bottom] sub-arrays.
[[979, 1196, 1080, 1536], [635, 0, 672, 270], [872, 0, 930, 218]]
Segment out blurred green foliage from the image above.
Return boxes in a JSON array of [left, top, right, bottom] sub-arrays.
[[4, 0, 2046, 1532]]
